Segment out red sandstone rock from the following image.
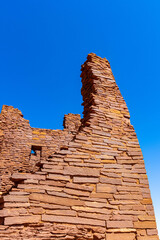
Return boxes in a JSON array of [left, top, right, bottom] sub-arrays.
[[0, 53, 158, 240], [96, 184, 117, 193], [11, 173, 46, 181], [29, 193, 85, 206], [66, 182, 94, 192], [73, 177, 99, 183], [4, 215, 41, 225], [106, 221, 133, 228], [134, 221, 157, 229], [42, 215, 105, 227], [106, 233, 135, 240], [64, 166, 100, 176]]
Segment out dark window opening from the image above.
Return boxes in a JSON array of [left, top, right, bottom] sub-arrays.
[[30, 145, 42, 157]]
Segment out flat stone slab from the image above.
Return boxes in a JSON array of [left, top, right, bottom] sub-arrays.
[[4, 215, 41, 225]]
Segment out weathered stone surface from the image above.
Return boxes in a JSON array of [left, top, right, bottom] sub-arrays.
[[137, 236, 159, 240], [47, 174, 70, 181], [0, 53, 158, 239], [107, 221, 133, 228], [96, 184, 117, 193], [5, 215, 41, 225], [85, 201, 108, 208], [147, 228, 158, 235], [3, 195, 29, 202], [4, 202, 30, 208], [66, 182, 94, 192], [106, 233, 135, 240], [90, 193, 113, 198], [72, 206, 111, 214], [29, 193, 85, 206], [0, 208, 27, 217], [45, 209, 76, 216], [114, 194, 143, 200], [138, 215, 155, 221], [134, 221, 157, 229], [100, 177, 122, 185], [78, 212, 110, 220], [64, 188, 90, 197], [73, 177, 99, 183], [42, 215, 105, 226], [64, 166, 100, 176], [141, 198, 152, 204], [11, 173, 46, 181]]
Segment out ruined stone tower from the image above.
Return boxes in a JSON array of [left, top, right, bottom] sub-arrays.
[[0, 53, 159, 239]]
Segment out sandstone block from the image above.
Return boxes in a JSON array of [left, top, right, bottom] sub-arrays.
[[106, 233, 135, 240], [92, 129, 111, 137], [114, 194, 142, 200], [139, 179, 149, 184], [40, 180, 65, 187], [47, 174, 70, 181], [29, 193, 85, 206], [64, 188, 90, 197], [117, 186, 140, 192], [64, 166, 100, 176], [97, 155, 115, 160], [4, 202, 30, 208], [138, 215, 155, 221], [107, 221, 133, 228], [3, 195, 29, 202], [11, 173, 45, 181], [42, 215, 105, 226], [4, 215, 41, 225], [66, 182, 93, 192], [111, 214, 138, 221], [141, 198, 152, 204], [127, 151, 142, 156], [104, 164, 123, 169], [78, 212, 110, 220], [72, 206, 111, 215], [97, 184, 117, 193], [85, 201, 108, 208], [28, 207, 44, 214], [40, 203, 70, 210], [137, 236, 159, 240], [90, 192, 113, 199], [45, 209, 76, 216], [122, 173, 139, 179], [100, 176, 122, 185], [147, 229, 158, 235], [134, 221, 157, 229], [0, 208, 27, 217], [73, 177, 99, 183]]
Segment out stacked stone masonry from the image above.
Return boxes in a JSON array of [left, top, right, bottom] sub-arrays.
[[0, 53, 159, 240]]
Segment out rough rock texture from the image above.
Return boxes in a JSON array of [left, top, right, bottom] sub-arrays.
[[0, 106, 81, 193], [0, 53, 159, 240]]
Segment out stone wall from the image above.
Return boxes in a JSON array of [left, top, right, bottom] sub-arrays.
[[0, 106, 81, 193], [0, 53, 159, 240]]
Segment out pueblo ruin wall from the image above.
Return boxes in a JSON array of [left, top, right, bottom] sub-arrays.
[[0, 53, 159, 240]]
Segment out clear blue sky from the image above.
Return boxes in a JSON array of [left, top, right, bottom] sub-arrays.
[[0, 0, 159, 234]]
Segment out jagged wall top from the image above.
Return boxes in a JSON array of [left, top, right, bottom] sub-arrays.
[[81, 53, 130, 127], [0, 106, 81, 193], [0, 53, 159, 240]]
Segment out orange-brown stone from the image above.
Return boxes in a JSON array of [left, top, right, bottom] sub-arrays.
[[0, 53, 158, 239]]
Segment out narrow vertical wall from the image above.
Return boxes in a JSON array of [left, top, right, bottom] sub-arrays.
[[0, 106, 32, 193]]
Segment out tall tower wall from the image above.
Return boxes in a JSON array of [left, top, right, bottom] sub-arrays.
[[0, 53, 158, 240]]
